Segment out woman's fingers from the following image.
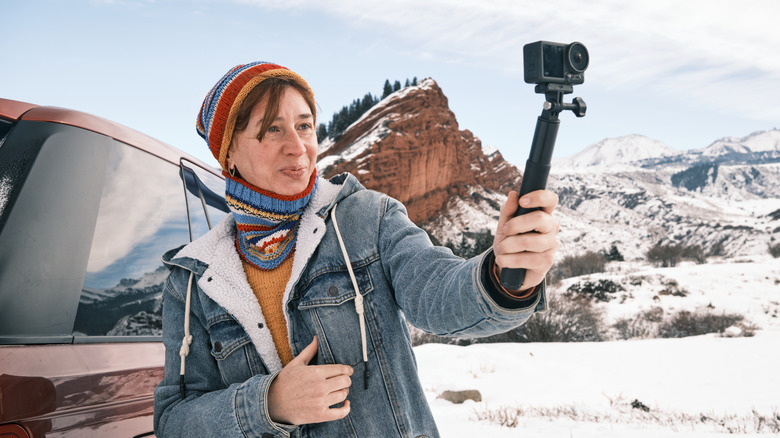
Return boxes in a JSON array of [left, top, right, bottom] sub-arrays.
[[519, 189, 559, 214], [501, 210, 559, 237], [325, 387, 351, 407]]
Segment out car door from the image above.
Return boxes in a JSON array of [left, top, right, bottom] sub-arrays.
[[0, 100, 226, 438]]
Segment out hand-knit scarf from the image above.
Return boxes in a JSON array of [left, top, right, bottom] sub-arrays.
[[225, 171, 318, 270]]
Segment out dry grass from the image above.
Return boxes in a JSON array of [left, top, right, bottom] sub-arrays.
[[473, 400, 780, 434]]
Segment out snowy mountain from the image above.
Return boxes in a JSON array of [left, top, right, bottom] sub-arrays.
[[555, 134, 681, 168], [556, 129, 780, 169], [700, 129, 780, 155], [544, 130, 780, 260]]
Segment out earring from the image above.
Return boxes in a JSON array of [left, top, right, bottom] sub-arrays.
[[229, 166, 237, 177]]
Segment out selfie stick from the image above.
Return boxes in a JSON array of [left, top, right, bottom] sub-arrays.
[[498, 81, 586, 290]]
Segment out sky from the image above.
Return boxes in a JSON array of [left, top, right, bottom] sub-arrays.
[[3, 0, 780, 168]]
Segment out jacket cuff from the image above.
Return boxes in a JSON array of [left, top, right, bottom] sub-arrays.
[[481, 250, 544, 310], [235, 372, 297, 437]]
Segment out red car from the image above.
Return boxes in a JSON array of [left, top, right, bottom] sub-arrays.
[[0, 98, 227, 437]]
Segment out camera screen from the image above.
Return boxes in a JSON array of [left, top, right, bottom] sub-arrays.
[[542, 44, 564, 79]]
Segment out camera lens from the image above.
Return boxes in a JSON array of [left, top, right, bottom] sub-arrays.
[[567, 42, 589, 73]]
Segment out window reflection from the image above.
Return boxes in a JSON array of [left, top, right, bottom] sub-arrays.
[[74, 144, 225, 337]]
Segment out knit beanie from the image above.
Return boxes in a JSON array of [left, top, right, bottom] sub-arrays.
[[196, 61, 315, 171]]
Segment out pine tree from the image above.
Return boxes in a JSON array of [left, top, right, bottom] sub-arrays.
[[393, 80, 401, 92], [361, 93, 376, 113], [317, 83, 391, 142], [317, 124, 327, 141], [606, 245, 624, 262], [382, 80, 393, 99], [405, 78, 410, 87], [334, 106, 350, 139], [412, 77, 418, 86], [348, 99, 359, 123]]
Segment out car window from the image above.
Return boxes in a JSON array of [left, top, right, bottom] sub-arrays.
[[73, 142, 193, 339], [181, 160, 228, 241], [0, 123, 111, 343], [0, 118, 226, 344]]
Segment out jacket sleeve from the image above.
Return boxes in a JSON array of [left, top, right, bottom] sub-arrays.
[[153, 267, 296, 438], [377, 196, 545, 338]]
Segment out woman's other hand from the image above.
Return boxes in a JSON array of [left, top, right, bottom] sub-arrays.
[[267, 336, 353, 425]]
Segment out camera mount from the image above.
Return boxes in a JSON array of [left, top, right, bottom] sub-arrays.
[[499, 41, 589, 291], [537, 83, 587, 118]]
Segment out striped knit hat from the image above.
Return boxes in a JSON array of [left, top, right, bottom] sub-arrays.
[[196, 61, 315, 171]]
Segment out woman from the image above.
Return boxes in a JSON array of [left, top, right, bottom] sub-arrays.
[[154, 61, 559, 437]]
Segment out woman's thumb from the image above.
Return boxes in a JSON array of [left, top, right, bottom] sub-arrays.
[[293, 335, 319, 365]]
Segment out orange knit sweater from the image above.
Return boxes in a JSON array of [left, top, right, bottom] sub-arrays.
[[242, 256, 295, 365]]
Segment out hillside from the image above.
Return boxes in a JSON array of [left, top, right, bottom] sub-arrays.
[[548, 163, 780, 260]]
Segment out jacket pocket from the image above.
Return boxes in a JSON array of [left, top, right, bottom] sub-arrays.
[[208, 318, 267, 386], [297, 265, 383, 366]]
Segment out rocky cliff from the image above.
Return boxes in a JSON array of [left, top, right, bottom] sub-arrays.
[[317, 79, 520, 224]]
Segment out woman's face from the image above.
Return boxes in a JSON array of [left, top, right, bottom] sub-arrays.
[[227, 87, 318, 196]]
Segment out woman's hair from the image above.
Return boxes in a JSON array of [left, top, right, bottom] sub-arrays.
[[232, 77, 317, 142]]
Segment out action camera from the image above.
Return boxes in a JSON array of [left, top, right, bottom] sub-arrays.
[[523, 41, 589, 85]]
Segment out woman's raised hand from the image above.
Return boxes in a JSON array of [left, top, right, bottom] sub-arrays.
[[492, 189, 560, 292]]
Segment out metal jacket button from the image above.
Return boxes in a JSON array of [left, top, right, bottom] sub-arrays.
[[213, 341, 222, 352], [328, 286, 339, 296]]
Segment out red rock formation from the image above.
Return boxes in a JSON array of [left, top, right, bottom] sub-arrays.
[[318, 79, 521, 224]]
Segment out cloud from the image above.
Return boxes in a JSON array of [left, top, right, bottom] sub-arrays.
[[236, 0, 780, 121]]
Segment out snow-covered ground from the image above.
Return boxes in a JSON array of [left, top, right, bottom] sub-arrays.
[[417, 257, 780, 436]]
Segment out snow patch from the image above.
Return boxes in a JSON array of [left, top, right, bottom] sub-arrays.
[[482, 144, 499, 157], [316, 115, 392, 172]]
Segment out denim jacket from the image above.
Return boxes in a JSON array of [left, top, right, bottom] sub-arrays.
[[154, 173, 545, 438]]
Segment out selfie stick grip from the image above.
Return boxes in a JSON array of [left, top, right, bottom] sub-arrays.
[[498, 114, 559, 290]]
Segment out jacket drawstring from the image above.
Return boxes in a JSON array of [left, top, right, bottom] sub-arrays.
[[179, 271, 195, 399], [331, 203, 370, 390]]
